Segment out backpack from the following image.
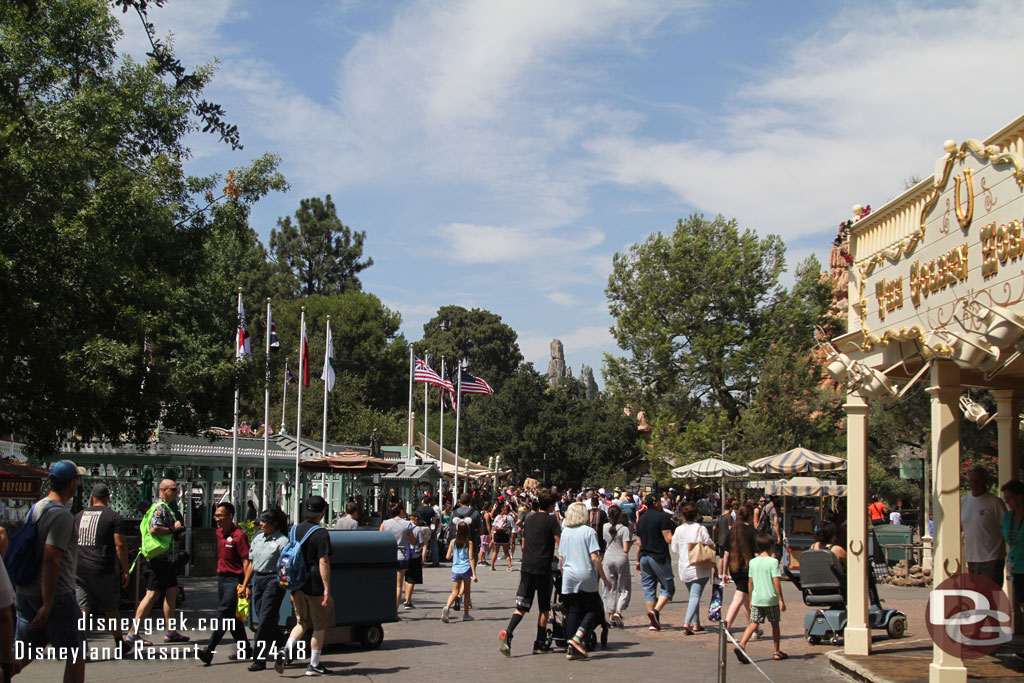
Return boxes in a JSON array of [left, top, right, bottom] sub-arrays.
[[451, 507, 474, 531], [588, 508, 607, 550], [277, 525, 322, 589], [492, 514, 510, 531], [7, 502, 61, 586], [757, 503, 775, 535]]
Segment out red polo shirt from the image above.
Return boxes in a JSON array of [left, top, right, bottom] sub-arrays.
[[216, 525, 250, 575]]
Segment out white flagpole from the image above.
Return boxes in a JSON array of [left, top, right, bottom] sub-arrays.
[[294, 307, 305, 522], [425, 354, 433, 501], [321, 317, 331, 505], [322, 316, 331, 460], [262, 297, 272, 511], [280, 358, 288, 435], [406, 346, 414, 457], [454, 360, 462, 497], [439, 357, 446, 505], [231, 287, 242, 509]]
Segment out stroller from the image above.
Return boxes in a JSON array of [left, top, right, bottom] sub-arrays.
[[543, 565, 609, 652]]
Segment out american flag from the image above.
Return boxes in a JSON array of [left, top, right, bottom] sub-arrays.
[[443, 371, 457, 411], [414, 358, 445, 386], [459, 369, 494, 396]]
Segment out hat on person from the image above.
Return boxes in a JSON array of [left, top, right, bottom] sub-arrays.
[[49, 460, 80, 485], [91, 483, 111, 499], [305, 495, 328, 513], [598, 488, 606, 495]]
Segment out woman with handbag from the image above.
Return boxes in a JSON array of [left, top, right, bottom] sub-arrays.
[[670, 503, 716, 635]]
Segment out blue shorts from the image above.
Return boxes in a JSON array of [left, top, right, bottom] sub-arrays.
[[639, 555, 675, 602], [16, 592, 85, 653], [451, 570, 472, 582]]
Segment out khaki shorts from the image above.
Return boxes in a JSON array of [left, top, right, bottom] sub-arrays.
[[292, 590, 335, 631]]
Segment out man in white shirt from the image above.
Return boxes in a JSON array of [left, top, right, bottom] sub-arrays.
[[960, 465, 1006, 585], [889, 509, 902, 526]]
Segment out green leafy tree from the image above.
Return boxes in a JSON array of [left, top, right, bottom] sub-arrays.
[[0, 0, 286, 455], [269, 195, 373, 298], [415, 306, 523, 392], [605, 213, 785, 422]]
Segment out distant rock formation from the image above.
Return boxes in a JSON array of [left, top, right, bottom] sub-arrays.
[[580, 364, 598, 399], [547, 339, 569, 387]]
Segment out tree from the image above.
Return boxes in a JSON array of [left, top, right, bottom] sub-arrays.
[[0, 0, 287, 455], [415, 306, 523, 392], [605, 214, 785, 423], [269, 195, 373, 298]]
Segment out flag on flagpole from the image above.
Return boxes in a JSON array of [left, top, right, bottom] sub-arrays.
[[443, 371, 457, 411], [267, 307, 280, 353], [237, 298, 252, 361], [459, 369, 494, 396], [414, 357, 445, 386], [301, 321, 310, 387], [285, 367, 295, 386], [321, 321, 336, 391]]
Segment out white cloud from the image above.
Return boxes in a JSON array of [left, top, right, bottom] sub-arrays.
[[585, 0, 1024, 241], [545, 292, 582, 307], [437, 223, 605, 264]]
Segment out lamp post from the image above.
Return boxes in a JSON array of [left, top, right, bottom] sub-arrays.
[[494, 454, 500, 492]]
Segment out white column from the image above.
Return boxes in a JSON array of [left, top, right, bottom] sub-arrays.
[[844, 392, 871, 656], [993, 390, 1020, 629], [927, 361, 966, 683]]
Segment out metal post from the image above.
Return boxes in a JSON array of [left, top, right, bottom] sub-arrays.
[[718, 619, 727, 683]]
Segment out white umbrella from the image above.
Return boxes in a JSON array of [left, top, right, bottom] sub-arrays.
[[670, 456, 749, 511], [747, 447, 847, 474]]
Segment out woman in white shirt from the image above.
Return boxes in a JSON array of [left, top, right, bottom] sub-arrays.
[[670, 503, 716, 635]]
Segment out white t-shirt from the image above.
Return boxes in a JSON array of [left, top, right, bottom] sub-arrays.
[[889, 511, 902, 526], [960, 492, 1007, 562]]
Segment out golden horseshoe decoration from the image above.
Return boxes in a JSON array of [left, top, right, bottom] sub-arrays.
[[954, 168, 974, 229], [849, 540, 864, 557], [943, 558, 962, 578]]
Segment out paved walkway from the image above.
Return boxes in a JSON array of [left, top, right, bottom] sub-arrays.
[[828, 636, 1024, 683], [10, 549, 937, 682]]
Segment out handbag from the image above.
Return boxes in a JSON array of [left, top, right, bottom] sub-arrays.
[[236, 586, 250, 621], [688, 541, 716, 568]]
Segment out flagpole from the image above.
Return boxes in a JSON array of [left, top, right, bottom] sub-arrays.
[[439, 357, 446, 505], [295, 307, 305, 522], [321, 316, 331, 505], [280, 358, 289, 435], [406, 346, 414, 457], [231, 287, 243, 510], [262, 297, 272, 511], [454, 359, 462, 497], [426, 354, 433, 502]]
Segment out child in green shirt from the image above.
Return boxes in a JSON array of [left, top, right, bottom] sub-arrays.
[[736, 533, 787, 662]]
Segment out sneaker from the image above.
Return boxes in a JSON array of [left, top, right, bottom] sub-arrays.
[[305, 663, 330, 676], [442, 606, 451, 623], [197, 648, 213, 667], [247, 661, 266, 672], [647, 610, 661, 631], [274, 651, 290, 674], [461, 614, 474, 622], [532, 641, 553, 654], [498, 630, 511, 657], [403, 602, 414, 610], [568, 637, 589, 659], [612, 612, 624, 628], [567, 649, 584, 660]]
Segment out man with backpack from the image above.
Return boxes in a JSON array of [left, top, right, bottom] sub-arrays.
[[275, 495, 333, 677], [12, 460, 84, 683], [448, 493, 481, 541], [124, 478, 189, 646], [758, 495, 782, 560]]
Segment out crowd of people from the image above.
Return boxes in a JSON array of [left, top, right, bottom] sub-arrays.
[[10, 460, 1023, 678]]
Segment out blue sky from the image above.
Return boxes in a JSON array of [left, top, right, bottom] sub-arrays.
[[118, 0, 1024, 390]]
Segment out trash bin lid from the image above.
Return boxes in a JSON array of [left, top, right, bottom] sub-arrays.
[[328, 530, 400, 566]]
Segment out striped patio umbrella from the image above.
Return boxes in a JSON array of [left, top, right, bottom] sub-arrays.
[[670, 457, 749, 513], [747, 447, 846, 474]]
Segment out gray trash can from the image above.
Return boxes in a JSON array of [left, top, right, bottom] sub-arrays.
[[278, 529, 398, 649]]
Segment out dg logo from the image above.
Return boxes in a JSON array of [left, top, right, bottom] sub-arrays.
[[925, 573, 1012, 659]]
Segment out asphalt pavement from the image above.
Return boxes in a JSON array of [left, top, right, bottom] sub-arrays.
[[13, 546, 927, 682]]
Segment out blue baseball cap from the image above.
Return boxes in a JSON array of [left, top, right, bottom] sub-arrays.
[[49, 460, 80, 485]]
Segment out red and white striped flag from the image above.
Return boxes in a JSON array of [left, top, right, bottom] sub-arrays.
[[459, 369, 494, 396], [414, 358, 445, 386]]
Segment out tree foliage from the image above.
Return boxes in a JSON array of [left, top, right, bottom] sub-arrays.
[[605, 214, 785, 423], [269, 195, 373, 298], [415, 306, 523, 392], [0, 0, 287, 455]]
